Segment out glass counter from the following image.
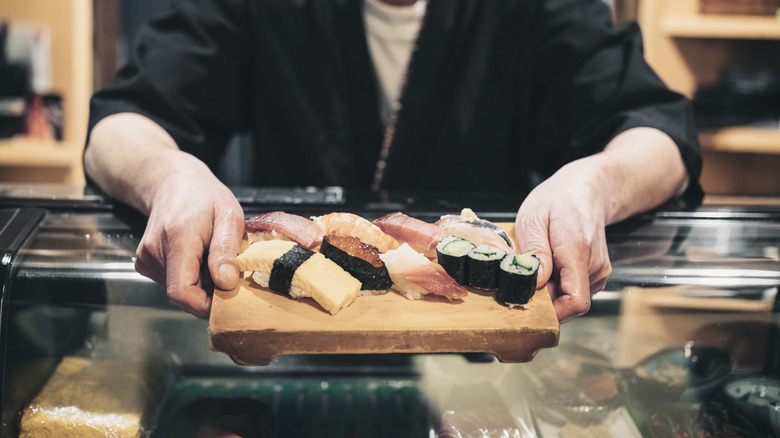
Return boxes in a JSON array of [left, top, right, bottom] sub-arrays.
[[1, 189, 778, 437]]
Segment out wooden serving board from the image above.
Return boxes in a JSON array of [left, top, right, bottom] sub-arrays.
[[209, 223, 559, 365]]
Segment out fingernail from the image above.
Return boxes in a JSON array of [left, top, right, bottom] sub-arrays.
[[219, 263, 239, 282]]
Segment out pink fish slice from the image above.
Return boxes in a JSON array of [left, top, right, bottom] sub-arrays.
[[245, 211, 324, 250], [373, 212, 448, 258]]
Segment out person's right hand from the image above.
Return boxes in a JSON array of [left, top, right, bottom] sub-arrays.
[[133, 157, 245, 317]]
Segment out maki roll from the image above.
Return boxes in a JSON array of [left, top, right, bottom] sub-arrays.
[[497, 253, 540, 308], [320, 234, 393, 293], [435, 236, 475, 285], [466, 245, 506, 289]]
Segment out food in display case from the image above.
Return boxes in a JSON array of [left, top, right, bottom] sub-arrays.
[[525, 344, 627, 426], [630, 344, 732, 404], [18, 356, 167, 438]]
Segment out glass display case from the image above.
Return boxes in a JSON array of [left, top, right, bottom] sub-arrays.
[[1, 185, 778, 437]]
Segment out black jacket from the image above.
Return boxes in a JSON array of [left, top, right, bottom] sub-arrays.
[[88, 0, 704, 203]]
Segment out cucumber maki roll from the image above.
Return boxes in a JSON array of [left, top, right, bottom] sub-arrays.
[[497, 253, 540, 308], [466, 245, 506, 289], [436, 236, 475, 285], [320, 234, 393, 292]]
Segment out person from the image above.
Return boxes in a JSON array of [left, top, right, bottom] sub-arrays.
[[84, 0, 703, 323]]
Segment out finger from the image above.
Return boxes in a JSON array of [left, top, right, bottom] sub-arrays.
[[207, 207, 244, 291], [588, 252, 612, 294], [515, 212, 553, 290], [552, 253, 592, 323], [546, 280, 580, 324], [134, 242, 165, 284], [590, 277, 607, 294], [166, 235, 212, 317], [168, 284, 212, 318]]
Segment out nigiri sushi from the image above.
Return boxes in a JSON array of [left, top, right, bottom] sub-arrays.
[[435, 208, 515, 253], [245, 211, 324, 250], [313, 212, 400, 253], [379, 243, 468, 301], [373, 212, 448, 258], [237, 240, 361, 315], [320, 235, 393, 293]]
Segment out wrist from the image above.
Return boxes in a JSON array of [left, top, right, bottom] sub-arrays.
[[142, 150, 214, 213], [552, 155, 616, 226]]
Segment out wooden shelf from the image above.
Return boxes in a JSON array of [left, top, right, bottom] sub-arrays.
[[699, 127, 780, 154], [2, 0, 92, 186], [640, 0, 780, 195], [0, 137, 81, 168], [664, 15, 780, 39]]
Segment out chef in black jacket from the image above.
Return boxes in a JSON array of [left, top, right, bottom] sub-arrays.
[[85, 0, 703, 322]]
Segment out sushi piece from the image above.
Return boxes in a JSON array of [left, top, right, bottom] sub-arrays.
[[245, 211, 324, 250], [496, 253, 540, 308], [379, 243, 468, 301], [320, 235, 393, 293], [373, 212, 448, 258], [436, 208, 515, 253], [237, 240, 361, 315], [435, 236, 475, 285], [313, 212, 400, 253], [466, 245, 506, 290]]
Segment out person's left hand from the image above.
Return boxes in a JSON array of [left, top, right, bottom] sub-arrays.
[[514, 158, 612, 323]]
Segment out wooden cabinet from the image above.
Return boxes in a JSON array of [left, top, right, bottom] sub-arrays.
[[638, 0, 780, 196], [0, 0, 92, 186]]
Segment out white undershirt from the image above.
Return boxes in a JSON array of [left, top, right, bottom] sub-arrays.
[[363, 0, 427, 123]]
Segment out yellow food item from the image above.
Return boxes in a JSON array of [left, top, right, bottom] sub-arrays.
[[19, 356, 163, 438], [237, 239, 295, 272], [237, 240, 361, 315]]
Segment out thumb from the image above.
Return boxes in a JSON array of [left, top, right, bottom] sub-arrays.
[[515, 213, 553, 290], [208, 207, 245, 291]]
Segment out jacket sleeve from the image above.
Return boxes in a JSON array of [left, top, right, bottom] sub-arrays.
[[528, 0, 704, 206], [86, 0, 251, 170]]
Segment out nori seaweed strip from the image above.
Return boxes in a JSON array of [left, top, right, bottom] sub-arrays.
[[320, 236, 393, 291], [496, 253, 539, 306], [467, 245, 505, 289], [436, 236, 475, 285], [269, 245, 315, 294]]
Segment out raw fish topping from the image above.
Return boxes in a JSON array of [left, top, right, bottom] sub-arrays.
[[403, 264, 469, 300], [373, 212, 448, 258], [380, 243, 469, 301], [436, 208, 515, 253], [245, 211, 324, 250], [238, 209, 532, 313], [323, 235, 384, 268], [313, 212, 400, 253]]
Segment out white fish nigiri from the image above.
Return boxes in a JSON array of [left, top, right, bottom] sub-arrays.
[[373, 212, 448, 259], [435, 208, 515, 253], [379, 243, 468, 301]]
